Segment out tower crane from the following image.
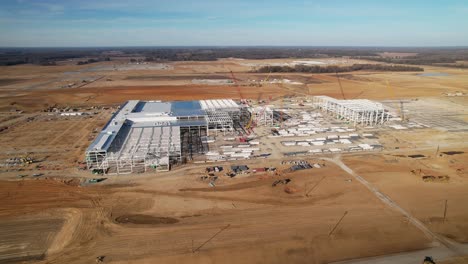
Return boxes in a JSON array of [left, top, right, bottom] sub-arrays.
[[385, 80, 406, 121]]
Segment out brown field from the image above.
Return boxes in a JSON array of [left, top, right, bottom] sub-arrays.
[[0, 58, 467, 263]]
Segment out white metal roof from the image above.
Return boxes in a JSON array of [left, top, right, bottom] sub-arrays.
[[200, 99, 239, 110], [88, 99, 240, 152]]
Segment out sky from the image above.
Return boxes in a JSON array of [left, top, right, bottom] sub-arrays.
[[0, 0, 467, 47]]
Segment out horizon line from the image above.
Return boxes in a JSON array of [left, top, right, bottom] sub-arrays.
[[1, 45, 468, 49]]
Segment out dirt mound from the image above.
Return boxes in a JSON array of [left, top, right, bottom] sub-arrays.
[[284, 186, 300, 194], [115, 214, 179, 225]]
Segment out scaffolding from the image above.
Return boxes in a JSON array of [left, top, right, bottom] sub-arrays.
[[312, 96, 391, 126], [87, 125, 182, 174], [205, 110, 234, 136], [86, 99, 243, 175], [200, 99, 241, 135], [248, 106, 274, 126]]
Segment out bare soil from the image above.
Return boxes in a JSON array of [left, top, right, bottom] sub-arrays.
[[0, 59, 466, 263]]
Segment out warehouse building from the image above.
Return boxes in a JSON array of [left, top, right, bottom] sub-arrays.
[[86, 99, 243, 174]]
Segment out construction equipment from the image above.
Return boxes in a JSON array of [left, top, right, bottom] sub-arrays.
[[259, 71, 272, 87], [88, 178, 107, 184], [244, 86, 263, 131], [230, 70, 247, 105], [20, 155, 34, 164], [255, 95, 272, 125], [277, 78, 288, 128], [96, 256, 105, 263], [230, 69, 250, 140], [245, 74, 273, 132], [386, 79, 406, 121], [272, 178, 291, 187], [423, 256, 436, 264]]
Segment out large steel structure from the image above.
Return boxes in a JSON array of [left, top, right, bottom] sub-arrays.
[[86, 99, 242, 174], [312, 96, 391, 126]]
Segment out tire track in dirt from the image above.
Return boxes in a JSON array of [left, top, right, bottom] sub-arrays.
[[47, 119, 84, 146], [323, 156, 463, 251]]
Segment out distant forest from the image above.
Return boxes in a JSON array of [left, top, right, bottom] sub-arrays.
[[0, 47, 467, 67], [367, 53, 468, 68], [254, 64, 424, 73]]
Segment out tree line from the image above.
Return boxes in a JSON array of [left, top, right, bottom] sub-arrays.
[[254, 63, 424, 73]]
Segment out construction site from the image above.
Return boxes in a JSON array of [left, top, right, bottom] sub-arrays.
[[0, 55, 467, 264], [86, 94, 396, 175]]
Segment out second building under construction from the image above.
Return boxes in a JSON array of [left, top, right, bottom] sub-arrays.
[[312, 96, 391, 126]]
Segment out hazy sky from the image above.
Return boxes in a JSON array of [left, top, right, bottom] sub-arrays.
[[0, 0, 467, 47]]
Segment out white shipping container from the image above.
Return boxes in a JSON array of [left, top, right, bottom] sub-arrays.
[[242, 148, 260, 151], [231, 153, 251, 157], [358, 144, 373, 150], [339, 139, 352, 144]]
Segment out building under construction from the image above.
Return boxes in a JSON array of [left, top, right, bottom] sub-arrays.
[[312, 96, 391, 126], [86, 99, 244, 174]]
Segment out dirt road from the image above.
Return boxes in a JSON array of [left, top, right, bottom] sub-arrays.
[[324, 156, 468, 264]]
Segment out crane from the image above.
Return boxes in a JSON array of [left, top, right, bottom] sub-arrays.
[[230, 70, 247, 105], [256, 95, 272, 125], [385, 79, 406, 121], [259, 71, 272, 87], [246, 72, 272, 130], [229, 69, 251, 140]]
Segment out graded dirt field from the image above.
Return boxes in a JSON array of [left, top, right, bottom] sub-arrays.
[[1, 59, 467, 112], [0, 58, 467, 263], [343, 150, 468, 243], [0, 161, 432, 264]]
